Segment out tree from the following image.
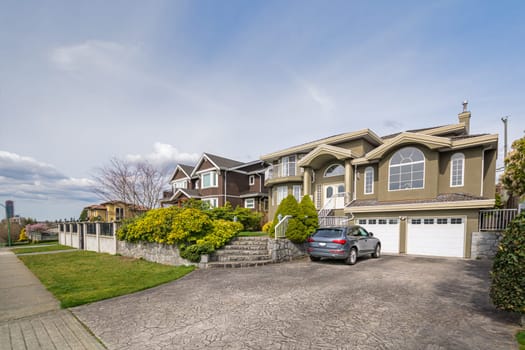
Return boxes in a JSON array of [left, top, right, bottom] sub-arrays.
[[93, 158, 167, 210], [79, 208, 88, 221], [490, 213, 525, 324], [299, 195, 318, 235], [501, 136, 525, 197], [272, 195, 307, 243]]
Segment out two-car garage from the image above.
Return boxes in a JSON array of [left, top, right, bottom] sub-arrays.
[[358, 216, 466, 258]]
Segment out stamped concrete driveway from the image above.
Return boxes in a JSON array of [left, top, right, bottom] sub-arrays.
[[73, 255, 518, 350]]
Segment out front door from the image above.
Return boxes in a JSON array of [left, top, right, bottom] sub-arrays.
[[324, 184, 345, 209]]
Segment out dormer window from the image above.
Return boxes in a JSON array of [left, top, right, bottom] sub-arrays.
[[201, 171, 218, 189], [174, 180, 187, 189], [388, 147, 425, 191]]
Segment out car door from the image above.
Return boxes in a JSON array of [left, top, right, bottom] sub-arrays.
[[358, 227, 375, 253], [349, 227, 368, 253]]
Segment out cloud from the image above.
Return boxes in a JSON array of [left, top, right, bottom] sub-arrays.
[[0, 150, 97, 203], [49, 40, 138, 73], [126, 142, 200, 168]]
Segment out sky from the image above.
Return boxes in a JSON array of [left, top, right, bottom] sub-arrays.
[[1, 0, 524, 221]]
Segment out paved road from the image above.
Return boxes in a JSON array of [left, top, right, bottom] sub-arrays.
[[0, 248, 105, 349], [73, 255, 519, 350]]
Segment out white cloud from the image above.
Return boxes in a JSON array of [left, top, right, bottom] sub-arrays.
[[49, 40, 138, 72], [126, 142, 200, 167]]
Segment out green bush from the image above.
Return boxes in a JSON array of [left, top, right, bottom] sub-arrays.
[[490, 213, 525, 315], [117, 207, 181, 243], [167, 208, 212, 244], [300, 195, 318, 235]]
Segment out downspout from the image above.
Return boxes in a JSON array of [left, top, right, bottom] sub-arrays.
[[224, 170, 227, 206]]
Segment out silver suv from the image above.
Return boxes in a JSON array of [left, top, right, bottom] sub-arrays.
[[307, 225, 381, 265]]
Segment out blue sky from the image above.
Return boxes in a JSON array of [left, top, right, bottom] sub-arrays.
[[1, 0, 524, 220]]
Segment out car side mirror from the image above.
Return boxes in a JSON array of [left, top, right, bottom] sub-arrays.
[[369, 232, 374, 236]]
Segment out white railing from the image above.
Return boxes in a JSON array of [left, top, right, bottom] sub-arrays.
[[319, 216, 349, 228], [478, 209, 518, 231], [265, 164, 304, 180], [274, 215, 292, 239]]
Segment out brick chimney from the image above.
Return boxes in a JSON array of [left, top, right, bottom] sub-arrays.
[[458, 100, 471, 134]]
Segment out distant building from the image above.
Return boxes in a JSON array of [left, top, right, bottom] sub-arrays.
[[5, 200, 14, 218]]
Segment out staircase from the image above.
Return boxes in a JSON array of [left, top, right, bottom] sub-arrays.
[[207, 236, 272, 268]]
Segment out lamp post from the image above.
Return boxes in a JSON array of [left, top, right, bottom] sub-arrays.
[[0, 203, 11, 247]]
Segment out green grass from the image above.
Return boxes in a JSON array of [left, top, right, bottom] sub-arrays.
[[12, 244, 75, 254], [237, 231, 268, 237], [18, 251, 195, 308], [517, 330, 525, 350]]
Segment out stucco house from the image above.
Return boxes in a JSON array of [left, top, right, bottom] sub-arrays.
[[84, 201, 148, 222], [161, 153, 268, 219], [261, 102, 498, 258]]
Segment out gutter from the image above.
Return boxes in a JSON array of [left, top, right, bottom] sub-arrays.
[[480, 146, 490, 197]]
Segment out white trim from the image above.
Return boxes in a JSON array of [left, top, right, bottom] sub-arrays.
[[202, 197, 219, 208], [388, 147, 425, 191], [244, 198, 255, 209], [249, 175, 255, 186], [450, 152, 465, 187], [345, 199, 495, 213], [324, 163, 345, 178]]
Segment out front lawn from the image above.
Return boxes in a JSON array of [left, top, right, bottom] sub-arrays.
[[237, 231, 268, 237], [18, 251, 195, 308], [12, 244, 74, 254]]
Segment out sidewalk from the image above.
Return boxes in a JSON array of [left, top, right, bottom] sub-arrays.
[[0, 248, 105, 349]]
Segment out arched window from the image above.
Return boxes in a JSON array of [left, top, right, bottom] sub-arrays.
[[364, 166, 374, 194], [388, 147, 425, 191], [450, 153, 464, 187], [324, 164, 344, 177]]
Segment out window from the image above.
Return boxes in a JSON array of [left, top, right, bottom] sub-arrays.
[[202, 198, 218, 208], [378, 219, 387, 224], [195, 179, 200, 189], [244, 198, 255, 209], [276, 186, 288, 205], [389, 147, 425, 191], [368, 219, 377, 224], [437, 218, 448, 224], [358, 219, 367, 225], [293, 185, 302, 202], [424, 218, 434, 225], [249, 175, 255, 186], [411, 219, 421, 224], [364, 167, 374, 194], [451, 218, 463, 224], [388, 219, 399, 224], [202, 171, 218, 188], [116, 207, 124, 221], [326, 186, 333, 198], [281, 156, 296, 177], [324, 164, 344, 177], [450, 153, 465, 187], [174, 180, 187, 189]]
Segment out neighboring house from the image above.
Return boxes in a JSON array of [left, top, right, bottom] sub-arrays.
[[84, 201, 148, 222], [261, 102, 498, 258], [161, 153, 269, 219]]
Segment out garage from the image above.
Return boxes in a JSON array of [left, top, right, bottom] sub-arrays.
[[406, 217, 465, 258], [357, 218, 400, 253]]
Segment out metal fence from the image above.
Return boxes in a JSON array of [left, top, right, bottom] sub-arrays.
[[478, 209, 518, 231]]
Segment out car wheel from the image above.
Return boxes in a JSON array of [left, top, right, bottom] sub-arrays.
[[310, 256, 321, 262], [372, 244, 381, 258], [346, 248, 357, 265]]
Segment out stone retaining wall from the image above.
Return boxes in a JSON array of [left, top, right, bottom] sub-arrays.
[[268, 239, 307, 262], [471, 231, 502, 259], [117, 241, 196, 266]]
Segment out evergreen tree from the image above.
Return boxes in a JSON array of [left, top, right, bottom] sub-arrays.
[[299, 195, 318, 235]]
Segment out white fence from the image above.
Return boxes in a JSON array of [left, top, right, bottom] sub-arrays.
[[58, 222, 119, 254], [478, 209, 519, 231]]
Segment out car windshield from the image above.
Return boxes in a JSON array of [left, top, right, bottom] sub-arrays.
[[313, 229, 343, 238]]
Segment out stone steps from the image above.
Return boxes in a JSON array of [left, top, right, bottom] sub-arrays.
[[207, 236, 271, 268]]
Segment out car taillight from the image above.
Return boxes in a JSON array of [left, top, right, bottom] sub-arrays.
[[307, 237, 315, 242], [332, 239, 347, 245]]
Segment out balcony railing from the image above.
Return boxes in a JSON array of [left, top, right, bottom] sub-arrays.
[[478, 209, 518, 231], [265, 164, 304, 181]]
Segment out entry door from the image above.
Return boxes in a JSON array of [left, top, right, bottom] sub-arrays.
[[324, 184, 345, 209]]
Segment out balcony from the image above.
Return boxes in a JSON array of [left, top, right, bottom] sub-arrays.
[[264, 163, 304, 185]]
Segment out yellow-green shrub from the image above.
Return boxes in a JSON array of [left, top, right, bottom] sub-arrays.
[[167, 208, 212, 244]]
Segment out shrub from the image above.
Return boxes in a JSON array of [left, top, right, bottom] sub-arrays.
[[490, 212, 525, 315], [262, 222, 272, 233], [299, 195, 318, 235], [117, 207, 181, 243], [271, 195, 309, 243], [18, 228, 28, 242], [167, 208, 212, 244], [233, 206, 263, 231]]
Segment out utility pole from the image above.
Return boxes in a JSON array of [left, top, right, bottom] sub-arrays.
[[501, 116, 509, 166]]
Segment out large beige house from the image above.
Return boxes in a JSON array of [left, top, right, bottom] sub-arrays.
[[261, 103, 498, 258]]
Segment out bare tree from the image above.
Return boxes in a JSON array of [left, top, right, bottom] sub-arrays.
[[93, 158, 167, 210]]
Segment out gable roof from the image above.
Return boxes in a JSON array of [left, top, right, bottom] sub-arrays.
[[168, 164, 195, 182], [191, 153, 245, 176]]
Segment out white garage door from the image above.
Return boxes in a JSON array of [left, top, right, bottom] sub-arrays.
[[407, 217, 465, 257], [358, 218, 400, 253]]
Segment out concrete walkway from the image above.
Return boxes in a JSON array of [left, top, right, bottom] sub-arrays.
[[0, 248, 105, 349]]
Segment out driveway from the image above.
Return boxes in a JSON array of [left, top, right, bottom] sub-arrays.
[[73, 255, 518, 349]]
